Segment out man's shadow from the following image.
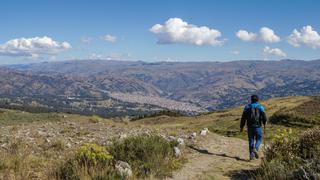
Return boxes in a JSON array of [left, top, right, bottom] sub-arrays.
[[188, 145, 249, 162]]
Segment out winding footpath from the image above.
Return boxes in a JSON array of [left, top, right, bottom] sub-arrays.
[[170, 133, 261, 180]]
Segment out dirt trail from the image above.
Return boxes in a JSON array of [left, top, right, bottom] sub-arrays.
[[169, 133, 261, 180]]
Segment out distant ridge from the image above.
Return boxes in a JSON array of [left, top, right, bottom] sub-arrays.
[[1, 59, 320, 116]]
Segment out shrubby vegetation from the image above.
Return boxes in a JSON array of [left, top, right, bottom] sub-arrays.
[[256, 128, 320, 179], [108, 135, 183, 178], [0, 135, 183, 179], [55, 135, 183, 179], [270, 112, 319, 127], [0, 96, 162, 118], [269, 97, 320, 128], [56, 144, 120, 179], [0, 138, 45, 179], [0, 108, 61, 125], [131, 110, 185, 121]]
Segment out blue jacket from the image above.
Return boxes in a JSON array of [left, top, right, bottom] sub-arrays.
[[243, 102, 265, 112], [240, 102, 268, 128]]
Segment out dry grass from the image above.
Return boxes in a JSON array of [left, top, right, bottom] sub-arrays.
[[131, 96, 312, 140], [0, 96, 318, 179], [0, 138, 51, 179]]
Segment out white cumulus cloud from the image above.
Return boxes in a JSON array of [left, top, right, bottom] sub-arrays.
[[150, 18, 224, 46], [236, 27, 280, 43], [288, 25, 320, 49], [263, 46, 287, 58], [260, 27, 281, 43], [102, 34, 117, 43], [236, 30, 257, 42], [0, 36, 71, 58]]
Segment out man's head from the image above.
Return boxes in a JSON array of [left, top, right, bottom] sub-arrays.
[[251, 95, 259, 103]]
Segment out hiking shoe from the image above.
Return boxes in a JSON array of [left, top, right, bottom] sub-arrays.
[[249, 156, 255, 161], [253, 149, 259, 159]]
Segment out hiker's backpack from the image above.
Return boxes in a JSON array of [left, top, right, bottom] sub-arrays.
[[247, 104, 261, 127]]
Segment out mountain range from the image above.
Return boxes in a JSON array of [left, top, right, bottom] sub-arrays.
[[1, 59, 320, 117]]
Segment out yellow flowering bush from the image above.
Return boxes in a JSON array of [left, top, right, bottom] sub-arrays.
[[57, 144, 118, 179], [76, 144, 113, 166], [56, 136, 184, 179], [269, 128, 320, 161], [257, 128, 320, 179], [266, 128, 299, 163], [271, 128, 293, 144]]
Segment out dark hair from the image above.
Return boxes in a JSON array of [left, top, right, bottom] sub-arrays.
[[251, 95, 259, 103]]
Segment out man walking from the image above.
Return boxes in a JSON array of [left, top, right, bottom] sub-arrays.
[[240, 95, 267, 160]]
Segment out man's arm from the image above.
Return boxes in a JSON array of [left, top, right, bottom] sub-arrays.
[[259, 106, 268, 127], [240, 106, 248, 132], [261, 111, 268, 126]]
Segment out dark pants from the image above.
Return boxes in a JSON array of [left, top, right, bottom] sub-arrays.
[[247, 127, 262, 158]]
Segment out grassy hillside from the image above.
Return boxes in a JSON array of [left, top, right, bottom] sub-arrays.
[[133, 96, 318, 141], [1, 96, 318, 147], [0, 108, 93, 125], [0, 96, 319, 179]]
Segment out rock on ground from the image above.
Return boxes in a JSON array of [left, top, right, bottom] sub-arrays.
[[115, 161, 133, 177], [200, 127, 209, 136], [174, 146, 182, 157]]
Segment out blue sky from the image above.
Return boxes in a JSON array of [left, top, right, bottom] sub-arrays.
[[0, 0, 319, 64]]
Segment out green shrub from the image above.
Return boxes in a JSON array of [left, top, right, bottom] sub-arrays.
[[299, 128, 320, 159], [131, 110, 185, 121], [76, 144, 113, 166], [256, 128, 320, 179], [55, 135, 184, 179], [108, 134, 182, 178], [270, 112, 317, 127], [56, 144, 120, 180], [265, 129, 300, 165]]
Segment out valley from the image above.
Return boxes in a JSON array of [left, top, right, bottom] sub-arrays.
[[1, 1, 319, 179], [1, 59, 320, 117]]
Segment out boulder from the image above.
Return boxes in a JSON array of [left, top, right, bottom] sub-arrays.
[[115, 161, 132, 177]]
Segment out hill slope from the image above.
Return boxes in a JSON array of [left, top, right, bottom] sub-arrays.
[[1, 96, 319, 179]]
